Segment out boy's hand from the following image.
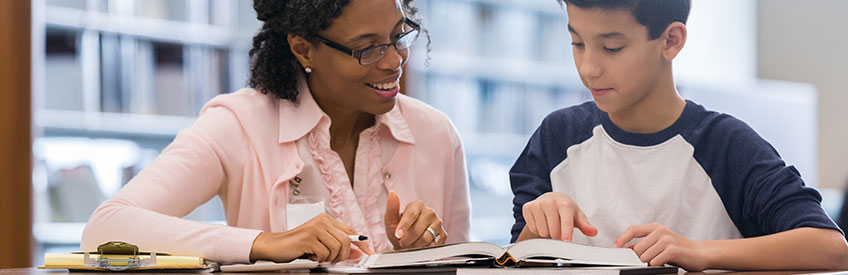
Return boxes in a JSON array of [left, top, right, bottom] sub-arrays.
[[384, 191, 447, 249], [521, 192, 598, 241], [614, 223, 710, 271]]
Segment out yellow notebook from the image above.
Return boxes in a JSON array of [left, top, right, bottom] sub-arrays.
[[40, 253, 207, 270], [39, 241, 209, 271]]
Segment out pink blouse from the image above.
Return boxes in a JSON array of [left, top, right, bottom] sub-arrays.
[[81, 81, 471, 263]]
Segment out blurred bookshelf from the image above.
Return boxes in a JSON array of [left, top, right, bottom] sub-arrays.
[[406, 0, 589, 246], [39, 0, 257, 138], [33, 0, 259, 265]]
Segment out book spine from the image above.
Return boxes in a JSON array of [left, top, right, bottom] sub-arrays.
[[495, 252, 516, 267]]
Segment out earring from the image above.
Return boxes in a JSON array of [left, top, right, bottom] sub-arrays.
[[304, 67, 313, 74]]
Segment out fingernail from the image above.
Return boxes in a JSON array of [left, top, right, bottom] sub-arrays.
[[395, 229, 403, 239]]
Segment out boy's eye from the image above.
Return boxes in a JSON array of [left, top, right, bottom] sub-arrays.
[[571, 42, 585, 48], [604, 47, 623, 53]]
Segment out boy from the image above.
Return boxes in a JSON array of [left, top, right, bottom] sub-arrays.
[[510, 0, 848, 271]]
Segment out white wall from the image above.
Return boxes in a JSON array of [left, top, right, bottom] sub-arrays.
[[757, 0, 848, 190], [675, 0, 758, 87]]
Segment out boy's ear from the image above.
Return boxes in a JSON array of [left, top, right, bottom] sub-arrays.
[[287, 34, 315, 69], [661, 22, 687, 61]]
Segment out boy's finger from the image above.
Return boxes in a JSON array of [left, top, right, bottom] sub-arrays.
[[543, 206, 562, 240], [631, 227, 664, 256], [534, 209, 550, 238], [523, 206, 538, 234], [614, 224, 655, 248], [560, 208, 575, 242], [648, 249, 674, 267], [635, 233, 663, 261], [575, 209, 598, 237]]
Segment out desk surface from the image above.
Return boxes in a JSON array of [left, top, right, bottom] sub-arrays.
[[2, 267, 846, 275], [0, 268, 306, 275]]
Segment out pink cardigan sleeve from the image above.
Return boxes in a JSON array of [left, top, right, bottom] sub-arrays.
[[81, 107, 262, 263], [444, 123, 472, 244]]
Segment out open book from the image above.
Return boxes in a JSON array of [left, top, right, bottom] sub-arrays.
[[358, 239, 646, 268]]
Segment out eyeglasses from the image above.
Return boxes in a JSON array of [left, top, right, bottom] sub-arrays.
[[316, 18, 421, 66]]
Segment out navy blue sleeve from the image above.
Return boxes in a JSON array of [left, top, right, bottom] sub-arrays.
[[509, 122, 555, 243], [689, 114, 841, 237]]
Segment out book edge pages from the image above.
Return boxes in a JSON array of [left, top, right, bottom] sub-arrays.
[[365, 242, 505, 268], [219, 259, 320, 272], [507, 239, 645, 266]]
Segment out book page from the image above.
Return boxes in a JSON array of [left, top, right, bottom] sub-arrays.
[[365, 242, 506, 268], [507, 239, 645, 266], [220, 259, 319, 272]]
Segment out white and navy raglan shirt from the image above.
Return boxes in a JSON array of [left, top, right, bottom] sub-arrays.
[[509, 100, 840, 245]]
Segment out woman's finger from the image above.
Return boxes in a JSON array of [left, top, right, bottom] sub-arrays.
[[435, 224, 448, 245], [327, 227, 352, 263], [315, 230, 341, 263], [400, 209, 433, 247], [394, 202, 423, 240]]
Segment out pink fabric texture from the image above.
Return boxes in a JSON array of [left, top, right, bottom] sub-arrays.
[[81, 81, 471, 263]]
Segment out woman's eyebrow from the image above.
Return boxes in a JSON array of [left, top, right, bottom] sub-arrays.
[[345, 18, 405, 44]]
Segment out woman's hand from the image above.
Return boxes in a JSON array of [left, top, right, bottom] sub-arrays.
[[249, 213, 374, 263], [384, 191, 447, 250]]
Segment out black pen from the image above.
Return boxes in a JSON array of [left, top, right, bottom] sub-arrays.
[[348, 235, 369, 242]]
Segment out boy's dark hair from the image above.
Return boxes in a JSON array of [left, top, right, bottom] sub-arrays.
[[249, 0, 428, 102], [559, 0, 691, 40]]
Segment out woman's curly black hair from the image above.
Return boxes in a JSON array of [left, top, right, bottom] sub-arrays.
[[249, 0, 429, 102]]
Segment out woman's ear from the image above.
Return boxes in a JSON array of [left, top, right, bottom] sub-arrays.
[[661, 22, 687, 61], [288, 34, 315, 69]]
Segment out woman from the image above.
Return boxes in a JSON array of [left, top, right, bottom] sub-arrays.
[[81, 0, 470, 264]]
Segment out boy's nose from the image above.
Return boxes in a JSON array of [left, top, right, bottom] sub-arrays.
[[575, 49, 604, 78], [578, 52, 603, 78]]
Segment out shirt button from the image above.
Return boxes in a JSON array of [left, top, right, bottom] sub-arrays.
[[383, 172, 391, 181]]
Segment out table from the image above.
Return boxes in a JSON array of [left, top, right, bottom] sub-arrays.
[[2, 267, 846, 275]]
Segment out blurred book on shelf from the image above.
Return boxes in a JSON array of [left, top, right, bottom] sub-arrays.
[[33, 0, 262, 266]]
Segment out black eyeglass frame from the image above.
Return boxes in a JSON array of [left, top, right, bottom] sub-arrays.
[[316, 18, 421, 65]]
